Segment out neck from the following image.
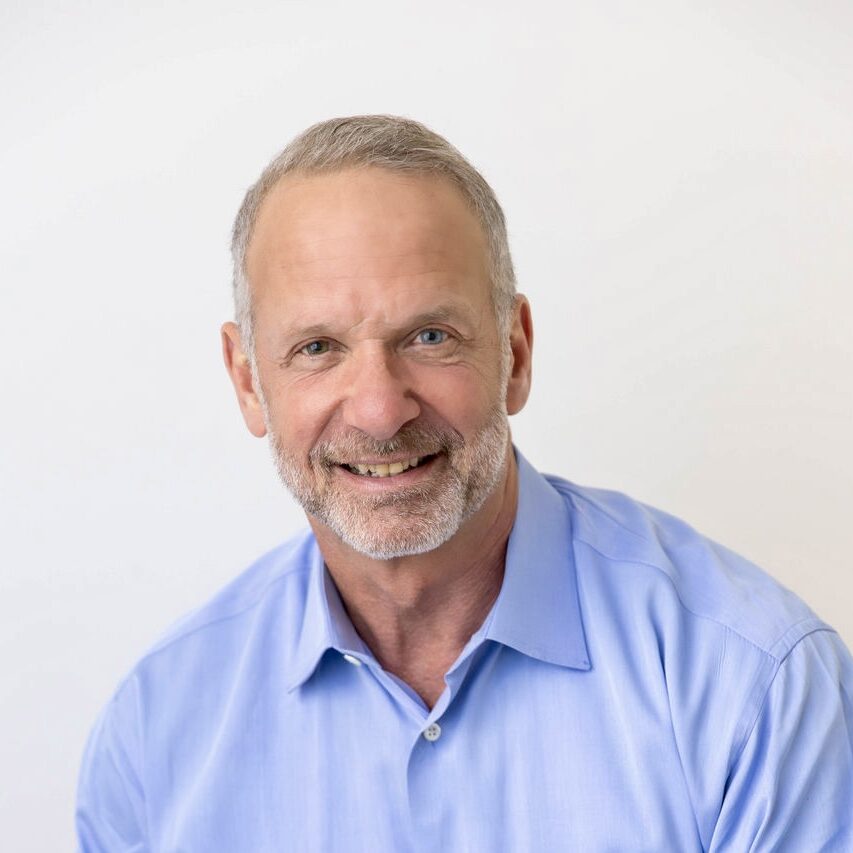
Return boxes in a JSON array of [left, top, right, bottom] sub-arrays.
[[310, 445, 519, 709]]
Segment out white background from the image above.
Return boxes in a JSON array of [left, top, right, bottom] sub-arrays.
[[2, 1, 852, 848]]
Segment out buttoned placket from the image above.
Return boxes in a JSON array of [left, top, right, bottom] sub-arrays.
[[335, 634, 490, 749], [325, 559, 502, 849]]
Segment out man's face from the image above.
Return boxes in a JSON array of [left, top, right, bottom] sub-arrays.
[[241, 167, 515, 559]]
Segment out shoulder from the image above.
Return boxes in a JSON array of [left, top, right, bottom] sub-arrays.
[[544, 473, 829, 660], [541, 471, 851, 836], [149, 528, 315, 653], [77, 527, 320, 833], [111, 527, 318, 697]]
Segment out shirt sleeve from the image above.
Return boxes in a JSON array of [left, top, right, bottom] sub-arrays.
[[75, 680, 149, 853], [709, 629, 853, 852]]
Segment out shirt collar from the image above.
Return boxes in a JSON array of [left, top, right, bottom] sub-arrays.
[[285, 543, 366, 692], [286, 447, 590, 691], [482, 449, 590, 670]]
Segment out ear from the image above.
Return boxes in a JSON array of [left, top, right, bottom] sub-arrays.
[[221, 322, 268, 438], [504, 295, 533, 416]]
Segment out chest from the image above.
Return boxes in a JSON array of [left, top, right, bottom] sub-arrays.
[[144, 646, 709, 852]]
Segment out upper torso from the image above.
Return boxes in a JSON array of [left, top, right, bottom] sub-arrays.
[[75, 452, 853, 852]]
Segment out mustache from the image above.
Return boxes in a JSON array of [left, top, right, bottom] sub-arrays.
[[310, 422, 464, 468]]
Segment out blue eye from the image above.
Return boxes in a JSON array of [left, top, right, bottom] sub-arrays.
[[301, 340, 330, 356], [417, 329, 447, 345]]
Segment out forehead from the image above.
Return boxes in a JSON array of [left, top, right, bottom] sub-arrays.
[[245, 167, 493, 333]]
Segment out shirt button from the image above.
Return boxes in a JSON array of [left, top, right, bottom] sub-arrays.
[[423, 723, 442, 742], [342, 653, 362, 667]]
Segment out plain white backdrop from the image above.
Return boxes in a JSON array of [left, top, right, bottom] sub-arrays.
[[2, 1, 852, 848]]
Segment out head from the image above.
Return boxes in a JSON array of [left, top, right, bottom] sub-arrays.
[[232, 115, 518, 367], [223, 115, 533, 559]]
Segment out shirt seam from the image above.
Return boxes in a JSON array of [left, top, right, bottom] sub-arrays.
[[572, 535, 823, 662], [95, 686, 150, 845], [118, 560, 312, 682], [726, 627, 839, 773], [546, 477, 653, 546], [551, 481, 828, 654], [132, 677, 152, 846]]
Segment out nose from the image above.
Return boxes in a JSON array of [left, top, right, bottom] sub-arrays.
[[340, 344, 421, 441]]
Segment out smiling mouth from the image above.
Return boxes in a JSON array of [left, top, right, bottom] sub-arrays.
[[339, 454, 439, 478]]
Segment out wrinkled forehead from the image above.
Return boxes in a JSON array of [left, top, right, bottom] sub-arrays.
[[244, 167, 492, 308]]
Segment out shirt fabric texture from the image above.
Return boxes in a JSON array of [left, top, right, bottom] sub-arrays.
[[76, 450, 853, 851]]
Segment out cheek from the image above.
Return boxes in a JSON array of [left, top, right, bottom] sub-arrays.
[[414, 367, 499, 431], [266, 385, 334, 451]]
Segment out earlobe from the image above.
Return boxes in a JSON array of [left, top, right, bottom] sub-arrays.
[[221, 322, 268, 438], [504, 295, 534, 417]]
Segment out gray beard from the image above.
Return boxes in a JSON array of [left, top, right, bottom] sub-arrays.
[[267, 409, 510, 560]]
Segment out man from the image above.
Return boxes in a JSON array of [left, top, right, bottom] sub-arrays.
[[76, 115, 853, 851]]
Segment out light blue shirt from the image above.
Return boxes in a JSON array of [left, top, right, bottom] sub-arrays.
[[76, 450, 853, 851]]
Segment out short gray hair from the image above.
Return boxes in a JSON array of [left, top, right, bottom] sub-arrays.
[[230, 115, 516, 359]]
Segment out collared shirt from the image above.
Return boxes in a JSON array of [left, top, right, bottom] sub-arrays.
[[76, 450, 853, 852]]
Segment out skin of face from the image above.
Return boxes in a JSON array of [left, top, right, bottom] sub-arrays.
[[222, 166, 533, 563]]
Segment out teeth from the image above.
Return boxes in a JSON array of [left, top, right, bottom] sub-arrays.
[[345, 455, 428, 477]]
